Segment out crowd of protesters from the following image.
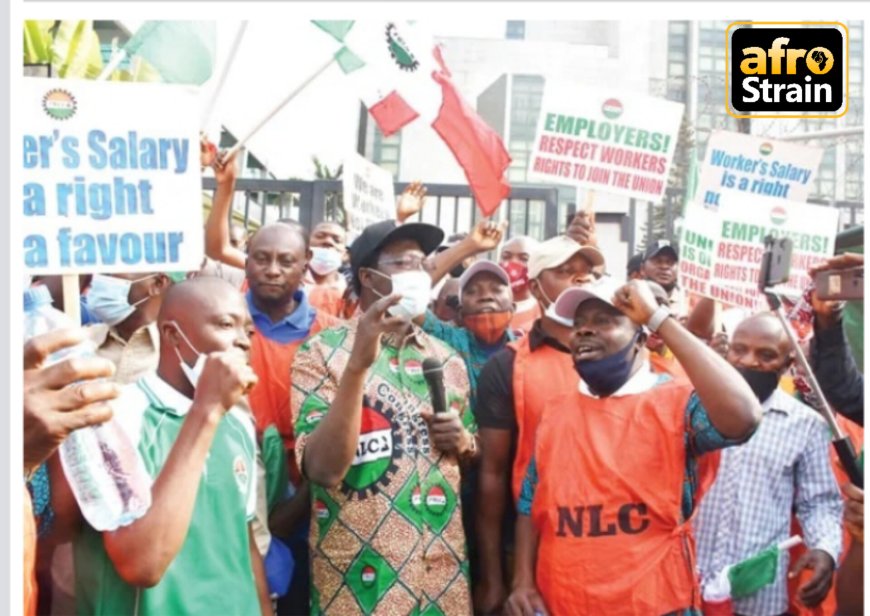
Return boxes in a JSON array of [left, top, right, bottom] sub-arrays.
[[23, 144, 864, 616]]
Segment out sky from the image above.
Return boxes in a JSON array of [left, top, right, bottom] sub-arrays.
[[121, 20, 507, 180]]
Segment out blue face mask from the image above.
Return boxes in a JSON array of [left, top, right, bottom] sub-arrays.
[[574, 329, 642, 397], [86, 274, 155, 326]]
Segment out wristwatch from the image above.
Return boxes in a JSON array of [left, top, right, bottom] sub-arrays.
[[646, 305, 672, 333]]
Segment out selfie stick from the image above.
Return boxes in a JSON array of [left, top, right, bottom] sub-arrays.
[[760, 238, 863, 488]]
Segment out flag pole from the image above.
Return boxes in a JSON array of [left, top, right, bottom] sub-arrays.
[[97, 49, 127, 81], [777, 535, 803, 551], [201, 20, 248, 132], [224, 54, 336, 159]]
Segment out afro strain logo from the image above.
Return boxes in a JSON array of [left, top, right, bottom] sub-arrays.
[[385, 23, 420, 72], [43, 89, 77, 120], [341, 396, 403, 500]]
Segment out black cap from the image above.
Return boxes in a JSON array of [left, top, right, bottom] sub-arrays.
[[627, 253, 644, 276], [350, 220, 445, 276], [643, 239, 679, 262]]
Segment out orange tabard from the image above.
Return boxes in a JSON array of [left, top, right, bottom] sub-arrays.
[[649, 351, 689, 382], [508, 336, 577, 500], [307, 285, 346, 320], [530, 381, 701, 615], [787, 415, 863, 616], [248, 312, 337, 485], [24, 487, 37, 616], [510, 302, 542, 336]]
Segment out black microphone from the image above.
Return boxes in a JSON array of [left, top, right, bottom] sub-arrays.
[[422, 358, 447, 414]]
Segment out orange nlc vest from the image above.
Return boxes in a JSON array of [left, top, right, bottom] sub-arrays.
[[649, 351, 689, 382], [531, 380, 702, 615], [510, 302, 542, 336], [508, 335, 577, 501], [248, 312, 338, 485], [788, 414, 863, 616], [307, 285, 346, 320], [24, 487, 37, 616]]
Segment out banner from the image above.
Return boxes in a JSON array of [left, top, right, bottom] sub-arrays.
[[698, 130, 823, 211], [528, 84, 684, 203], [711, 195, 839, 299], [679, 194, 839, 309], [342, 152, 395, 236], [21, 78, 203, 274]]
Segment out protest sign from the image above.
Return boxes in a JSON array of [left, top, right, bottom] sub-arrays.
[[677, 205, 716, 297], [528, 84, 684, 204], [343, 152, 395, 235], [711, 195, 839, 299], [698, 131, 823, 210], [22, 78, 203, 274]]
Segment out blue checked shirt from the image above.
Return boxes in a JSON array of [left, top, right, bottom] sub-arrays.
[[694, 388, 843, 616]]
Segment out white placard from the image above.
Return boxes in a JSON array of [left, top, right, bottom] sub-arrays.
[[342, 152, 395, 235], [528, 84, 684, 204], [21, 78, 204, 274]]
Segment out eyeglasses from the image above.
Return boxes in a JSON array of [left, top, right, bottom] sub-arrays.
[[377, 253, 427, 270]]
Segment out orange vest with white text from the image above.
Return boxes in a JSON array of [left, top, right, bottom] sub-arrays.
[[531, 381, 701, 615], [248, 312, 338, 485], [508, 335, 577, 500], [788, 414, 863, 616]]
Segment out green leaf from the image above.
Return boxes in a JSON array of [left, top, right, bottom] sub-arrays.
[[51, 21, 103, 79], [23, 20, 55, 64]]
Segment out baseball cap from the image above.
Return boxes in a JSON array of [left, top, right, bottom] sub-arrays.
[[528, 236, 605, 279], [552, 277, 622, 322], [350, 220, 445, 276], [643, 239, 679, 262], [458, 260, 511, 302]]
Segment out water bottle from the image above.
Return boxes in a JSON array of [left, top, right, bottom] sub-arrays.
[[24, 285, 152, 531]]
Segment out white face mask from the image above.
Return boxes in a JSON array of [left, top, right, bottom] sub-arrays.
[[169, 321, 207, 389], [86, 274, 155, 326], [370, 269, 432, 320], [309, 246, 343, 276], [535, 277, 573, 327]]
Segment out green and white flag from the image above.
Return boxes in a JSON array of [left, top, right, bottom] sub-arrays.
[[121, 21, 215, 85], [703, 535, 802, 602]]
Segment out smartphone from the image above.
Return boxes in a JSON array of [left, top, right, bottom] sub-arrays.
[[759, 236, 792, 292], [815, 267, 864, 301]]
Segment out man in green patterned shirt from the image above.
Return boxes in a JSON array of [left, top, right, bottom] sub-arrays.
[[292, 220, 478, 615]]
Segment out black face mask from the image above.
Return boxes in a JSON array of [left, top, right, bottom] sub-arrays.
[[736, 367, 780, 403]]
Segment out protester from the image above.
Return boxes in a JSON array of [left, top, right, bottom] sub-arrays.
[[65, 277, 270, 615], [506, 279, 761, 616], [626, 253, 644, 280], [694, 313, 843, 616], [499, 236, 541, 334], [291, 219, 477, 614], [432, 276, 461, 325], [641, 239, 687, 316], [836, 480, 863, 615], [809, 253, 864, 426], [42, 270, 181, 615], [304, 221, 349, 318], [24, 329, 120, 616], [85, 272, 184, 384], [421, 259, 518, 422], [474, 235, 602, 614]]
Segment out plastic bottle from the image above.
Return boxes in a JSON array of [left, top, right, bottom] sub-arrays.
[[24, 285, 152, 531]]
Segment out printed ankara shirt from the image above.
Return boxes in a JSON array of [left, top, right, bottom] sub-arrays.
[[292, 317, 473, 615]]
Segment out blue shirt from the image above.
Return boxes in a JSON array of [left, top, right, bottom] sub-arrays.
[[247, 289, 316, 344]]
